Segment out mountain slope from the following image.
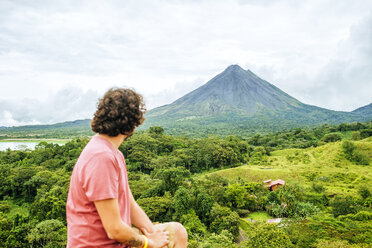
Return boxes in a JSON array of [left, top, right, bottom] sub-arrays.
[[353, 103, 372, 116], [142, 65, 371, 136], [0, 119, 92, 138], [147, 65, 303, 118]]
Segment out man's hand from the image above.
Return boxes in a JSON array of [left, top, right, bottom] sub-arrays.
[[142, 228, 169, 248]]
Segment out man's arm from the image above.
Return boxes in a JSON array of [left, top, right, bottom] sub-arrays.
[[129, 192, 156, 234], [94, 198, 169, 248]]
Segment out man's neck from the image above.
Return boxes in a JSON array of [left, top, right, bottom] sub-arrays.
[[98, 133, 126, 150]]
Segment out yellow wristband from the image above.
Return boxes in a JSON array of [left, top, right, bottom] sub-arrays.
[[141, 235, 148, 248]]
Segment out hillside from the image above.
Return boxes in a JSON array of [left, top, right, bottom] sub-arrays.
[[353, 103, 372, 116], [209, 137, 372, 196], [0, 119, 92, 139]]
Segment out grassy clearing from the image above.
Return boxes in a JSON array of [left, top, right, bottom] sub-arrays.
[[209, 137, 372, 196], [246, 211, 272, 222]]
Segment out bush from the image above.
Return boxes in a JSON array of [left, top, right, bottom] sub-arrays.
[[351, 211, 372, 221], [242, 223, 294, 248], [199, 230, 236, 248], [352, 131, 361, 140], [304, 192, 329, 207], [267, 191, 281, 205], [331, 196, 358, 217], [292, 202, 320, 219], [209, 204, 240, 242], [312, 183, 325, 193], [360, 129, 372, 139], [363, 197, 372, 208], [342, 140, 370, 165], [358, 186, 371, 200], [0, 202, 10, 213], [322, 133, 342, 143], [180, 211, 207, 239], [236, 209, 250, 217], [27, 219, 66, 248], [315, 239, 361, 248], [352, 150, 370, 165], [342, 141, 356, 160], [137, 193, 172, 222], [266, 202, 288, 218]]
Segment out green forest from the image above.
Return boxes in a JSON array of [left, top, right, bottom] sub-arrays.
[[0, 121, 371, 247]]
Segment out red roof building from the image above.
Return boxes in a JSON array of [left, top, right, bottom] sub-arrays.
[[264, 179, 285, 191]]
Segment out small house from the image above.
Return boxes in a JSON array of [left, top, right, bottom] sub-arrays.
[[264, 179, 285, 191]]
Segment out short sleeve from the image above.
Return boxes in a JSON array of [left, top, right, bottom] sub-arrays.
[[82, 153, 119, 202]]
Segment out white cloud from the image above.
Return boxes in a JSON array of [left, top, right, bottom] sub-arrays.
[[0, 87, 99, 126], [252, 12, 372, 111], [0, 0, 371, 125]]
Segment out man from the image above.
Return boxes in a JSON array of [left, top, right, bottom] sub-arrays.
[[67, 88, 188, 248]]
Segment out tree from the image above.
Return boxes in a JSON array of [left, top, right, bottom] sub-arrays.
[[6, 214, 36, 248], [28, 219, 66, 248], [209, 204, 240, 242], [24, 170, 57, 201], [342, 141, 356, 160], [148, 155, 183, 170], [315, 239, 361, 248], [137, 193, 172, 222], [0, 165, 12, 199], [199, 230, 236, 248], [322, 133, 342, 143], [225, 183, 248, 209], [242, 223, 294, 248], [194, 191, 214, 224], [148, 126, 164, 135], [10, 167, 39, 200], [180, 211, 207, 239], [153, 167, 191, 194], [173, 187, 192, 218], [212, 146, 239, 168], [30, 185, 67, 222], [0, 213, 12, 247]]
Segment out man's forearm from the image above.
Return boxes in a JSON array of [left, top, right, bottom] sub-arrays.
[[94, 199, 145, 247], [109, 223, 144, 246], [109, 221, 145, 247]]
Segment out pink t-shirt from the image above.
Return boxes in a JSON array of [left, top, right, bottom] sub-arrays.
[[67, 135, 131, 247]]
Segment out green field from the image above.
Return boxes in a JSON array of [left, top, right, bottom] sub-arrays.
[[246, 211, 272, 222], [209, 137, 372, 195]]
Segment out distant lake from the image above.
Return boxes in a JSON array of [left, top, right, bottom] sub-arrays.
[[0, 142, 39, 151], [0, 140, 68, 151]]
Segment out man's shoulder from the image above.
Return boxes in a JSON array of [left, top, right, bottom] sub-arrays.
[[84, 136, 116, 155], [77, 138, 118, 167]]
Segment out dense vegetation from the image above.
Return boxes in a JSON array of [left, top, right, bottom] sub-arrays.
[[0, 122, 371, 247]]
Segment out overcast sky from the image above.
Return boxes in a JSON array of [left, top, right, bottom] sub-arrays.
[[0, 0, 371, 126]]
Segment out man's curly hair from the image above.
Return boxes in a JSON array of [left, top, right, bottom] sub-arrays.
[[91, 88, 146, 136]]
